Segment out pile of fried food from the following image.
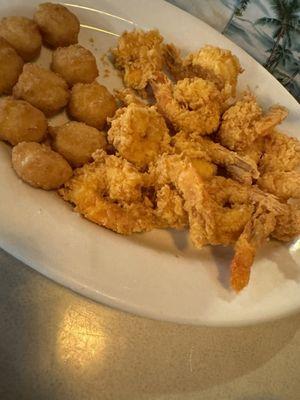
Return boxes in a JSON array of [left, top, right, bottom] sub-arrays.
[[1, 3, 300, 292]]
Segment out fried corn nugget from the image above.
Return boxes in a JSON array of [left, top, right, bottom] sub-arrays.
[[112, 29, 165, 91], [13, 64, 70, 116], [259, 130, 300, 173], [34, 3, 80, 48], [0, 37, 23, 95], [12, 142, 72, 190], [49, 121, 107, 167], [0, 97, 47, 145], [107, 103, 170, 169], [0, 16, 42, 61], [68, 81, 117, 129], [151, 73, 222, 136], [165, 43, 243, 100], [60, 150, 157, 234], [51, 44, 99, 86], [218, 92, 288, 152]]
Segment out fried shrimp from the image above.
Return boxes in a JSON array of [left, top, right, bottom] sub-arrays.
[[114, 88, 146, 107], [155, 184, 188, 229], [258, 171, 300, 200], [151, 73, 222, 136], [108, 103, 170, 169], [230, 203, 277, 291], [272, 203, 300, 242], [60, 150, 157, 234], [259, 130, 300, 173], [111, 29, 165, 92], [172, 131, 259, 184], [164, 43, 243, 100], [148, 153, 215, 246], [149, 154, 253, 246], [218, 92, 288, 152]]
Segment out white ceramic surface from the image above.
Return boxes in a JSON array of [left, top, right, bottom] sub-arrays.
[[1, 0, 300, 326]]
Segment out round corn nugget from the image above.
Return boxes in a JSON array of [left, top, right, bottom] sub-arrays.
[[0, 97, 47, 145], [13, 64, 70, 116], [0, 37, 23, 95], [68, 81, 117, 129], [50, 121, 107, 167], [0, 16, 42, 61], [34, 3, 80, 48], [12, 142, 72, 190], [51, 44, 99, 86]]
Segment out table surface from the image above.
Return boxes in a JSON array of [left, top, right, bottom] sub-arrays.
[[1, 247, 300, 400]]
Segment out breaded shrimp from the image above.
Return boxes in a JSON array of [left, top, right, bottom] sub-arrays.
[[173, 131, 259, 184], [111, 29, 165, 92], [151, 73, 222, 136], [60, 150, 157, 234], [164, 43, 243, 100], [149, 154, 253, 246], [258, 171, 300, 200], [107, 103, 170, 169], [239, 137, 265, 164], [272, 203, 300, 242], [259, 130, 300, 173], [218, 92, 288, 152], [114, 88, 146, 107], [230, 203, 277, 291], [155, 184, 188, 229]]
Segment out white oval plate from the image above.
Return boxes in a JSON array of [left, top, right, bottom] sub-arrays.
[[1, 0, 300, 326]]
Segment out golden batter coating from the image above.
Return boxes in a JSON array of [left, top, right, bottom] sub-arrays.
[[151, 73, 222, 136], [60, 150, 157, 234], [218, 92, 288, 152], [165, 43, 243, 100], [107, 103, 170, 169], [258, 171, 300, 200], [112, 29, 165, 91], [259, 130, 300, 173]]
